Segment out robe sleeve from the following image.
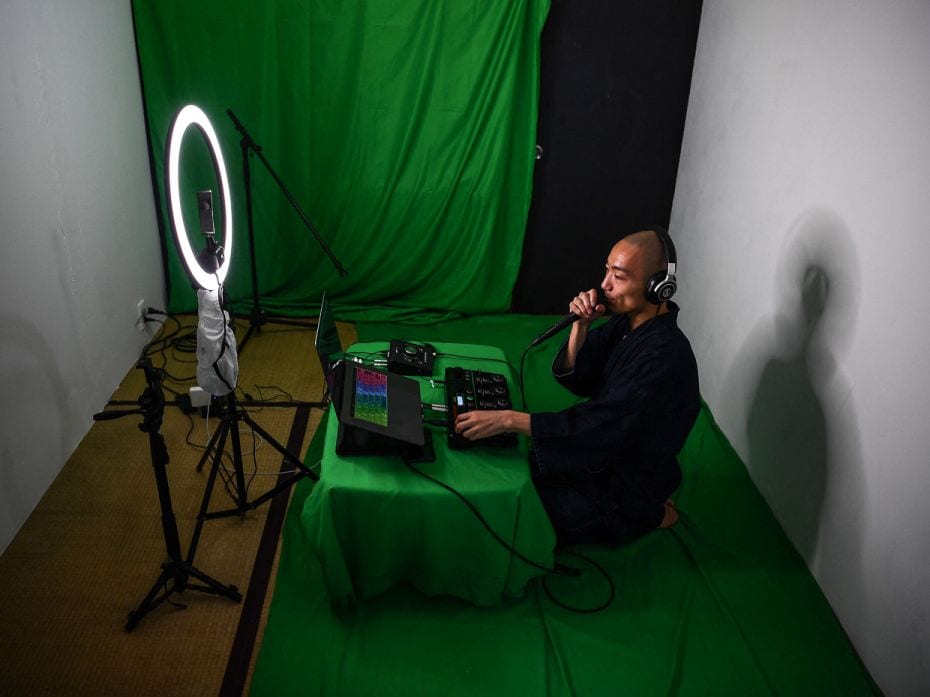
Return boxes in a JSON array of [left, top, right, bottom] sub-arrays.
[[550, 318, 622, 397], [531, 343, 672, 477]]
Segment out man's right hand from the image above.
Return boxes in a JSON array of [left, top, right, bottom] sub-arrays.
[[569, 288, 605, 328], [561, 289, 604, 373]]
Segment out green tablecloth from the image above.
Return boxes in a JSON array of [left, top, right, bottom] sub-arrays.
[[301, 341, 557, 608]]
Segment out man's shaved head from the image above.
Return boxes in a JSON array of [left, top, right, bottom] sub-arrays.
[[619, 230, 668, 277], [600, 229, 673, 326]]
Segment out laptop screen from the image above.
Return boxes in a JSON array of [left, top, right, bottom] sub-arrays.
[[352, 367, 389, 427], [314, 291, 343, 393]]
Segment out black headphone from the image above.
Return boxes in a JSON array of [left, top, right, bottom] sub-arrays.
[[644, 225, 677, 305]]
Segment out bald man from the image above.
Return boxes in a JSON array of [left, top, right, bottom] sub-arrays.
[[455, 230, 700, 545]]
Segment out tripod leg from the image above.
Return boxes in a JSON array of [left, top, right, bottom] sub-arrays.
[[125, 561, 241, 631], [188, 419, 231, 563], [190, 395, 316, 521], [210, 410, 316, 511], [125, 565, 179, 631], [196, 412, 226, 473], [237, 322, 259, 354], [239, 412, 313, 475], [185, 563, 242, 601], [225, 393, 250, 513]]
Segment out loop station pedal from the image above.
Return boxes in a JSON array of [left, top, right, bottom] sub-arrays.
[[444, 367, 517, 450]]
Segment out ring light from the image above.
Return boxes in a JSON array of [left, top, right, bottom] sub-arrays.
[[165, 104, 233, 291]]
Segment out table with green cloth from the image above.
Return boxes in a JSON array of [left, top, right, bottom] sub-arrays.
[[300, 341, 557, 609]]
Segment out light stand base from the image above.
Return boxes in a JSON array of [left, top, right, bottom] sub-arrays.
[[188, 391, 318, 558], [237, 308, 317, 354], [126, 561, 241, 632]]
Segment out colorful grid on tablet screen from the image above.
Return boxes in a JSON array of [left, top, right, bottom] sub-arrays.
[[353, 367, 389, 427]]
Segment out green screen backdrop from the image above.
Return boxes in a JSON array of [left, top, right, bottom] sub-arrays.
[[132, 0, 550, 321]]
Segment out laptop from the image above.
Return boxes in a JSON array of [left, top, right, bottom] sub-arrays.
[[314, 292, 426, 456], [314, 291, 343, 396], [336, 362, 425, 453]]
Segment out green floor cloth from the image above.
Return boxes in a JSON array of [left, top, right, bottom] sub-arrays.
[[250, 315, 879, 696]]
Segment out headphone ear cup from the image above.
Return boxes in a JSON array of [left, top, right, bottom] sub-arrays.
[[645, 272, 677, 305], [645, 271, 663, 305]]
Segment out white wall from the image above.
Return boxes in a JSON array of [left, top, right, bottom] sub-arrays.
[[671, 2, 930, 695], [0, 1, 164, 553]]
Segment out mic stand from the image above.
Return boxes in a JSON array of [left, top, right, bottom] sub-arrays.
[[227, 108, 348, 354], [93, 358, 241, 631]]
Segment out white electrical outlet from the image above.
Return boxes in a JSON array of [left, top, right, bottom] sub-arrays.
[[135, 299, 147, 332]]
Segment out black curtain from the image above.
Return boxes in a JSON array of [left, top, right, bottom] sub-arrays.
[[512, 0, 703, 313]]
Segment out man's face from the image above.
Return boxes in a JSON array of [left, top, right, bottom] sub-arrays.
[[600, 240, 649, 316]]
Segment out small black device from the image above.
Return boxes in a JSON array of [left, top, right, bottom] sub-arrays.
[[645, 225, 677, 305], [196, 189, 224, 272], [444, 367, 517, 450], [197, 189, 216, 235], [387, 339, 437, 376]]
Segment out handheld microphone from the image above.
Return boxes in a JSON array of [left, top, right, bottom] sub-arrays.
[[530, 291, 605, 347]]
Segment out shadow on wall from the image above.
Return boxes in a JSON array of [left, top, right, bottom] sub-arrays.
[[0, 313, 74, 546], [728, 209, 867, 576]]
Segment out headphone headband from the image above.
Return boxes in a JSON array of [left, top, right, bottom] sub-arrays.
[[652, 225, 676, 271], [645, 225, 678, 305]]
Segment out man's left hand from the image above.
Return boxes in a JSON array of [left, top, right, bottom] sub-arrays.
[[454, 410, 531, 440]]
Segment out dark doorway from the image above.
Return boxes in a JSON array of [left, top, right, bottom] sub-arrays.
[[512, 1, 703, 313]]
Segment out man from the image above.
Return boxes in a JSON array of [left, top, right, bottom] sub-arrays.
[[454, 229, 700, 545]]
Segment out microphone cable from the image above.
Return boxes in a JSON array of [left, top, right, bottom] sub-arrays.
[[434, 350, 518, 379], [349, 338, 616, 611], [542, 550, 615, 614], [402, 459, 615, 613], [518, 343, 532, 410]]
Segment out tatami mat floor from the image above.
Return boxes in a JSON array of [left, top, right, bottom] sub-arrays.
[[0, 315, 356, 696]]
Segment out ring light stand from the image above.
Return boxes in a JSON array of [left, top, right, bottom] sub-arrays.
[[165, 105, 319, 540], [226, 109, 348, 354]]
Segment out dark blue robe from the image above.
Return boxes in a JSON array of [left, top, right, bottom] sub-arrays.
[[530, 303, 700, 544]]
